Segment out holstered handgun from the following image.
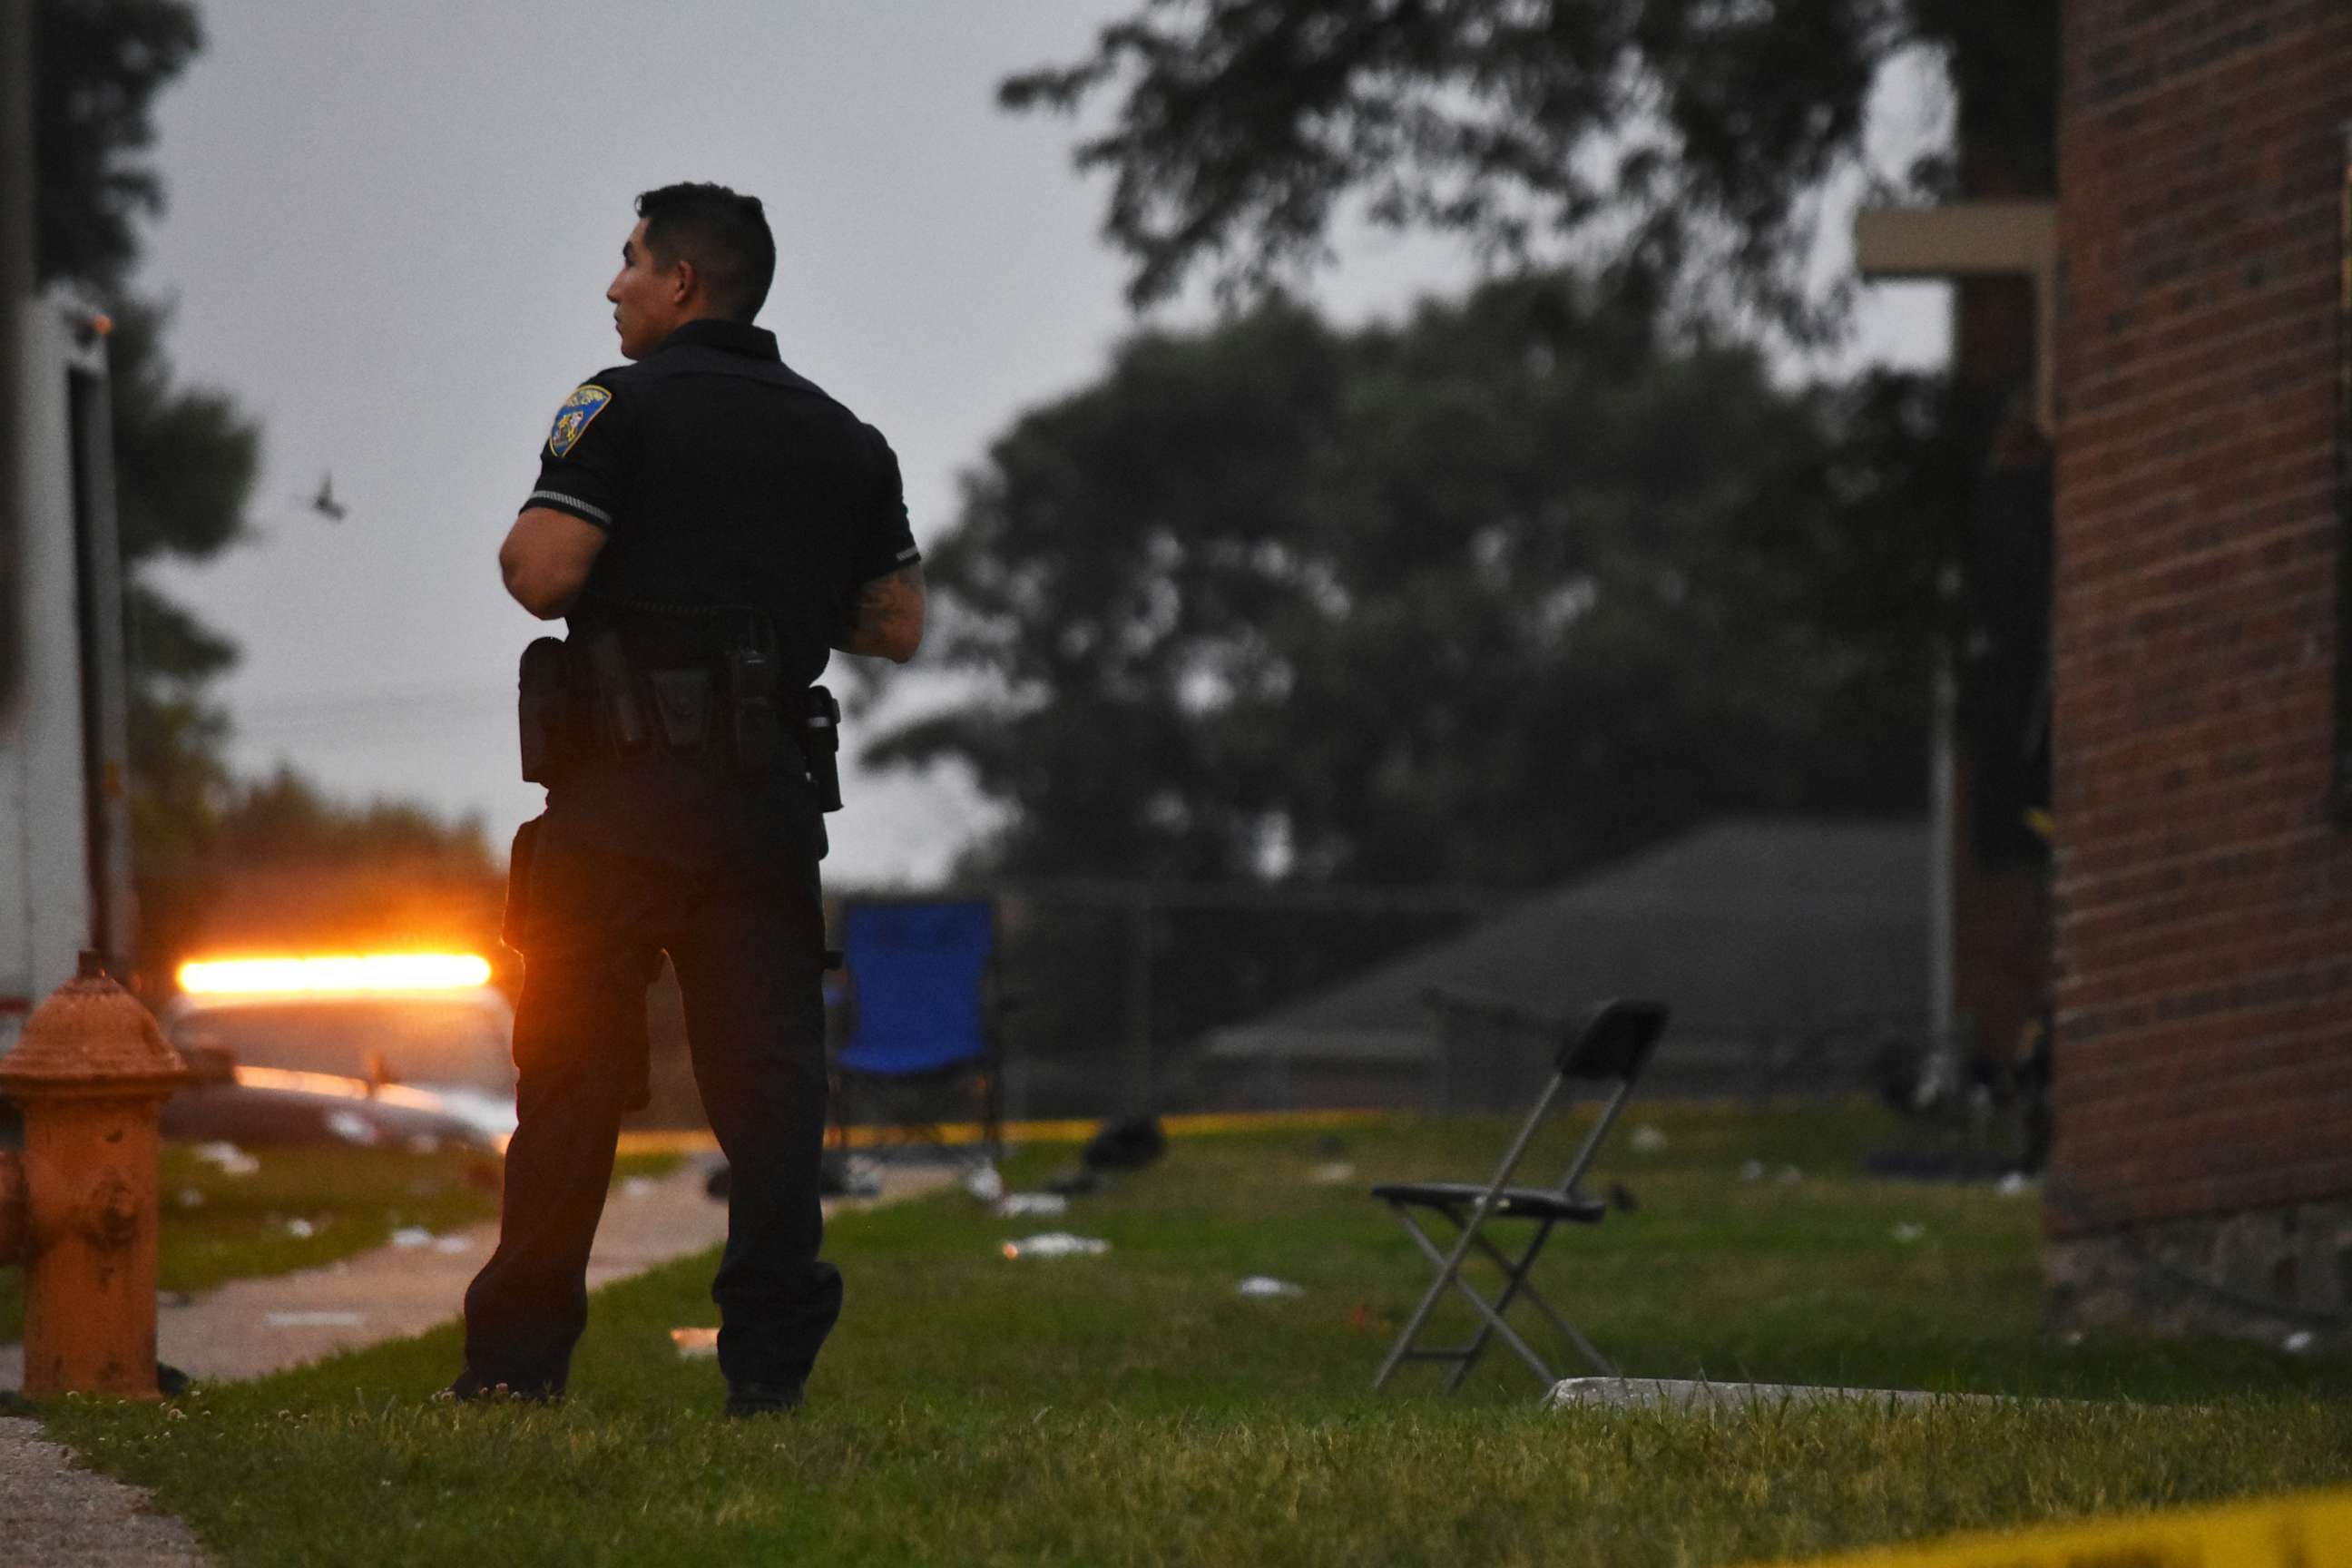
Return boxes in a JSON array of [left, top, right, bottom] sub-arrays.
[[802, 685, 843, 813], [518, 638, 580, 784]]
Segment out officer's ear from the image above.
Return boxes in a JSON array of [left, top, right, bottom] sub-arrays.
[[668, 257, 701, 309]]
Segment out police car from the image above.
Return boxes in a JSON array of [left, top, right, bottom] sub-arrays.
[[160, 953, 518, 1150]]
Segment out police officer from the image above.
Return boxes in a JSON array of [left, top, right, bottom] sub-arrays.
[[450, 182, 924, 1416]]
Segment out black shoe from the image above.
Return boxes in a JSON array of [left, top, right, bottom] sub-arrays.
[[439, 1369, 563, 1406], [724, 1381, 805, 1418]]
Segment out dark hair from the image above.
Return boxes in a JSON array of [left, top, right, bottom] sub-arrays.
[[634, 182, 775, 322]]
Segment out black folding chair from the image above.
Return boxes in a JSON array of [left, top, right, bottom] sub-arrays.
[[1371, 996, 1669, 1392]]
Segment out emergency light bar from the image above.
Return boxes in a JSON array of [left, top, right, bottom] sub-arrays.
[[176, 954, 494, 996]]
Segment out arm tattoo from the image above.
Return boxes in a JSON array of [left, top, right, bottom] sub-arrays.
[[834, 564, 926, 661]]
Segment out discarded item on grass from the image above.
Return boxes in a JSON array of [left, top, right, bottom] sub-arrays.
[[284, 1218, 316, 1239], [1891, 1221, 1926, 1244], [1739, 1160, 1766, 1183], [1235, 1276, 1304, 1298], [265, 1310, 363, 1328], [1995, 1171, 2036, 1198], [995, 1191, 1068, 1218], [963, 1162, 1005, 1203], [1775, 1164, 1804, 1185], [1083, 1115, 1165, 1172], [191, 1141, 259, 1176], [1308, 1161, 1357, 1184], [670, 1327, 720, 1358], [1001, 1232, 1109, 1259], [176, 1187, 204, 1210], [1628, 1124, 1669, 1154], [2283, 1330, 2316, 1355], [391, 1227, 433, 1249], [324, 1109, 381, 1146]]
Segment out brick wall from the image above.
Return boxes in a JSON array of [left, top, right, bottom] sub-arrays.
[[2052, 0, 2352, 1239]]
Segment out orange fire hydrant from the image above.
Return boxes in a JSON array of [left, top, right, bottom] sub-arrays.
[[0, 953, 190, 1398]]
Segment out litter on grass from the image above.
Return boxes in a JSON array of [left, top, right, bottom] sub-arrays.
[[1739, 1160, 1766, 1183], [1308, 1161, 1357, 1184], [1891, 1221, 1927, 1244], [671, 1327, 720, 1358], [284, 1218, 316, 1240], [1236, 1276, 1305, 1298], [963, 1163, 1006, 1203], [1775, 1164, 1804, 1185], [995, 1192, 1068, 1218], [1996, 1171, 2037, 1198], [191, 1142, 259, 1176], [1001, 1232, 1109, 1259], [265, 1310, 363, 1328], [1628, 1124, 1669, 1153], [2284, 1330, 2317, 1355]]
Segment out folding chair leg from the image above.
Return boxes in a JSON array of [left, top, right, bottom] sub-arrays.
[[1377, 1206, 1563, 1390], [1458, 1226, 1618, 1382], [1443, 1220, 1554, 1391], [1374, 1213, 1468, 1389]]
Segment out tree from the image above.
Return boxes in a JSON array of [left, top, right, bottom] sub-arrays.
[[872, 276, 1937, 886], [1001, 1, 2053, 336]]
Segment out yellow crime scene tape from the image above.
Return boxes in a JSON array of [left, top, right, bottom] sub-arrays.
[[617, 1105, 1389, 1156], [1761, 1486, 2352, 1568]]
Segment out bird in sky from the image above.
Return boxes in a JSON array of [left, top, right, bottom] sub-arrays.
[[311, 472, 348, 522]]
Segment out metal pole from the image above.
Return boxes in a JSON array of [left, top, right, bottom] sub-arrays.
[[2331, 122, 2352, 824], [1125, 888, 1152, 1114], [0, 0, 34, 710]]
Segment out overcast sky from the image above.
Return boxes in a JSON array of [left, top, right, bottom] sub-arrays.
[[132, 2, 1949, 886]]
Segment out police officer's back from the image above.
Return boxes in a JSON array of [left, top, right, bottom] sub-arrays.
[[453, 182, 922, 1416]]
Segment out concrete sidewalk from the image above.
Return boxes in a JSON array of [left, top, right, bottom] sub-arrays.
[[1, 1157, 956, 1565]]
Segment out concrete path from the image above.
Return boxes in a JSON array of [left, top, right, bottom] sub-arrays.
[[1, 1157, 956, 1565]]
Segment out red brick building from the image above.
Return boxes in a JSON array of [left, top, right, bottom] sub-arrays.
[[2048, 0, 2352, 1337]]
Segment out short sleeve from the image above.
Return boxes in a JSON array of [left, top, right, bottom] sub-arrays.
[[850, 422, 921, 583], [521, 373, 637, 530]]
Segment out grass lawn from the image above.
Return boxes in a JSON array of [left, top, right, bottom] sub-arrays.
[[30, 1103, 2352, 1567], [1, 1143, 678, 1344]]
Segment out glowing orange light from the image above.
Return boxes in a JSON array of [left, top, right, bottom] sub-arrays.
[[176, 953, 493, 996]]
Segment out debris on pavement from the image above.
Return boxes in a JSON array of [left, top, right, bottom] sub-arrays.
[[1235, 1276, 1304, 1298], [1001, 1232, 1109, 1259], [264, 1310, 363, 1328], [671, 1327, 720, 1358]]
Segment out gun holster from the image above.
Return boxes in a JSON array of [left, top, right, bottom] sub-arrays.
[[518, 638, 581, 785], [801, 685, 843, 813]]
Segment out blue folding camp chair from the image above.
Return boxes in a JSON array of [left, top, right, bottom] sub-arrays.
[[828, 898, 1003, 1167]]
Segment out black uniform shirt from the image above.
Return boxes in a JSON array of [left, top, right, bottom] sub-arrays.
[[517, 318, 918, 867], [524, 317, 919, 687]]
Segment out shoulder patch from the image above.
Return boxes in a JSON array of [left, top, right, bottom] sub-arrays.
[[545, 383, 613, 459]]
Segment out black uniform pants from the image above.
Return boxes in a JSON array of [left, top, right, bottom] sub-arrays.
[[461, 818, 838, 1396]]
